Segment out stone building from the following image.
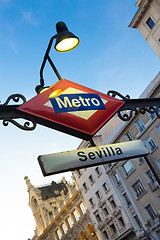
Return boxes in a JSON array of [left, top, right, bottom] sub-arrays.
[[74, 72, 160, 240], [74, 120, 137, 240], [25, 176, 97, 240], [105, 72, 160, 240], [129, 0, 160, 58]]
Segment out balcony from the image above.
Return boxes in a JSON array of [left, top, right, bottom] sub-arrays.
[[105, 215, 112, 223], [147, 215, 160, 230], [110, 223, 134, 240], [112, 206, 121, 216], [97, 221, 105, 230], [148, 181, 159, 191], [98, 199, 106, 208]]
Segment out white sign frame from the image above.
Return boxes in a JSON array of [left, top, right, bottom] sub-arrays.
[[38, 140, 149, 176]]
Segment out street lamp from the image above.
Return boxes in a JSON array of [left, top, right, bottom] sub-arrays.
[[35, 21, 80, 94], [0, 20, 160, 137]]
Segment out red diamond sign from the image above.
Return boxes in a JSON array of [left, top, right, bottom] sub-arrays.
[[18, 79, 124, 139]]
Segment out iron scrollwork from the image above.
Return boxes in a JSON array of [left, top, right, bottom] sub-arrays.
[[0, 94, 37, 131], [107, 90, 160, 121], [3, 94, 26, 105], [107, 90, 130, 100], [3, 119, 36, 131]]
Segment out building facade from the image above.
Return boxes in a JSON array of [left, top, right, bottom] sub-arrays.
[[73, 119, 138, 239], [105, 71, 160, 240], [129, 0, 160, 58], [25, 176, 97, 240], [74, 72, 160, 240]]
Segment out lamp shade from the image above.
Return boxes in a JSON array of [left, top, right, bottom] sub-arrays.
[[55, 22, 79, 52]]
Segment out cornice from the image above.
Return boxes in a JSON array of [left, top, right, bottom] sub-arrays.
[[129, 0, 152, 28]]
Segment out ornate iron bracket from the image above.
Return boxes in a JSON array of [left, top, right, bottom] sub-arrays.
[[0, 94, 36, 131], [107, 90, 160, 121], [0, 90, 160, 139]]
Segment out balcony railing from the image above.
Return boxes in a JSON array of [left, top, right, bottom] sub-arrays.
[[147, 215, 160, 228], [148, 181, 159, 191]]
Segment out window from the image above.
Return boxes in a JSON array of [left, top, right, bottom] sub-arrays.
[[145, 204, 156, 220], [156, 124, 160, 135], [79, 202, 86, 214], [156, 158, 160, 169], [145, 170, 155, 183], [123, 193, 131, 207], [110, 224, 117, 233], [103, 207, 109, 215], [156, 230, 160, 238], [119, 217, 125, 226], [137, 157, 144, 165], [102, 182, 108, 192], [132, 179, 146, 198], [149, 112, 156, 120], [146, 17, 155, 29], [107, 163, 112, 168], [133, 215, 141, 227], [67, 216, 73, 228], [94, 211, 102, 222], [62, 223, 67, 234], [95, 190, 101, 199], [126, 132, 134, 141], [56, 229, 62, 239], [103, 230, 109, 239], [113, 172, 121, 186], [89, 175, 94, 184], [122, 160, 134, 177], [89, 198, 95, 207], [82, 182, 88, 191], [95, 166, 101, 176], [137, 119, 145, 133], [73, 210, 79, 221], [146, 136, 157, 152], [110, 199, 116, 208]]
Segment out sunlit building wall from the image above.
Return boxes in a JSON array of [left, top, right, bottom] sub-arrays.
[[25, 176, 97, 240], [129, 0, 160, 58]]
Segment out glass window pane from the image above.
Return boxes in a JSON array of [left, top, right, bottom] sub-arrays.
[[123, 160, 134, 176], [73, 210, 79, 221], [80, 202, 86, 214], [67, 217, 73, 228], [146, 17, 155, 29]]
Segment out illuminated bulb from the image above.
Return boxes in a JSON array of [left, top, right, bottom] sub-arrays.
[[39, 87, 50, 94], [56, 38, 79, 52], [49, 89, 62, 98]]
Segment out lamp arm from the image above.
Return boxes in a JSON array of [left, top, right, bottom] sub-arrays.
[[36, 35, 62, 93], [47, 55, 62, 80]]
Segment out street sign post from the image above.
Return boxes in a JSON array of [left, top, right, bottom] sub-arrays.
[[38, 140, 149, 176], [18, 79, 124, 140]]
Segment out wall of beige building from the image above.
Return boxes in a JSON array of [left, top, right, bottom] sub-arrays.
[[129, 0, 160, 58], [104, 71, 160, 239]]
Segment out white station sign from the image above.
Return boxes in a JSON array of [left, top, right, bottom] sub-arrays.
[[38, 140, 149, 176]]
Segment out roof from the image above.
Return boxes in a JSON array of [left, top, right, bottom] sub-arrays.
[[38, 181, 68, 200]]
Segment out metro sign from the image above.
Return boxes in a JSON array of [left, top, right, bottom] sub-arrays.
[[18, 79, 124, 140]]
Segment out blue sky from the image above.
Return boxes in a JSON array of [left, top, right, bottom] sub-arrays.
[[0, 1, 159, 239]]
